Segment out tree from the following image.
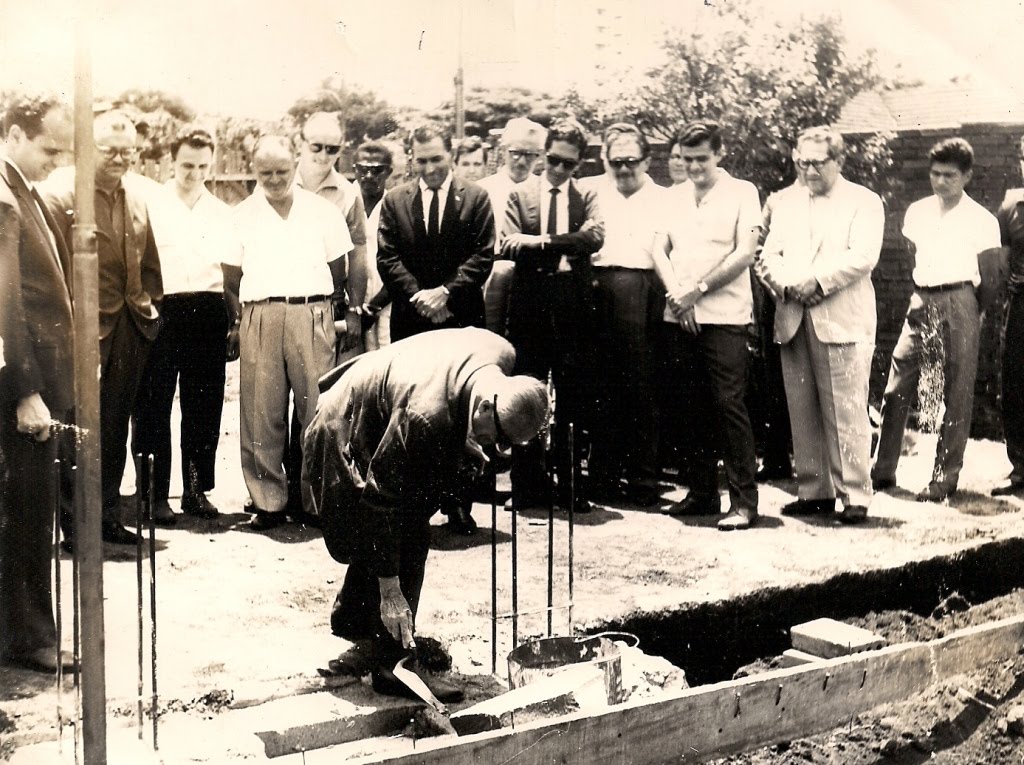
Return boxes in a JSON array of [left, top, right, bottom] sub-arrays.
[[288, 78, 398, 147], [431, 86, 582, 138], [583, 1, 894, 197], [113, 89, 197, 160]]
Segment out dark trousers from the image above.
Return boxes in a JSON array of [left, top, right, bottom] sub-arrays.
[[749, 285, 792, 474], [588, 267, 662, 488], [0, 403, 73, 658], [661, 323, 758, 511], [133, 293, 227, 501], [329, 513, 431, 661], [507, 270, 592, 504], [1003, 289, 1024, 480]]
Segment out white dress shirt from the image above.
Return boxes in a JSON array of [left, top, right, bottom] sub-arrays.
[[418, 173, 453, 231], [538, 175, 570, 236], [592, 174, 669, 270], [904, 193, 1000, 288]]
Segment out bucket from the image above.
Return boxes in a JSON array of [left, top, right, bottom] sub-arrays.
[[507, 632, 639, 705]]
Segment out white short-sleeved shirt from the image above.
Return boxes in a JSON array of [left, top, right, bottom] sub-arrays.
[[658, 172, 761, 325], [903, 193, 1000, 288], [226, 186, 352, 302], [148, 182, 238, 294], [592, 174, 669, 270]]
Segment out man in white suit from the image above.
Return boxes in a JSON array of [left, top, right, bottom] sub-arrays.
[[756, 126, 885, 524]]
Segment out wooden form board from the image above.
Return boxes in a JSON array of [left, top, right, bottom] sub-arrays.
[[346, 614, 1024, 765]]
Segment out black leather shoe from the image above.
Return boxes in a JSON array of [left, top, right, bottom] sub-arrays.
[[328, 640, 379, 678], [991, 480, 1024, 497], [718, 507, 757, 531], [665, 494, 722, 516], [289, 510, 322, 529], [588, 482, 626, 505], [780, 498, 835, 516], [557, 497, 594, 514], [102, 522, 141, 545], [181, 492, 220, 518], [445, 505, 477, 535], [503, 496, 549, 513], [871, 477, 896, 492], [916, 482, 955, 503], [249, 510, 288, 531], [145, 499, 178, 527], [838, 505, 868, 524], [371, 661, 465, 704]]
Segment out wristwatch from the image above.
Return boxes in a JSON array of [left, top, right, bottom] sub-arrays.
[[697, 280, 709, 295]]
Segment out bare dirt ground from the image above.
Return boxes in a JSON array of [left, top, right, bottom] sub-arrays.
[[5, 362, 1024, 763]]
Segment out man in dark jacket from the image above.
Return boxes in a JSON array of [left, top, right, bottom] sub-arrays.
[[303, 327, 549, 701]]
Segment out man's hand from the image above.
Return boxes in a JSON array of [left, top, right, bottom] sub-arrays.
[[226, 324, 240, 362], [790, 276, 823, 304], [754, 259, 785, 302], [411, 287, 449, 319], [667, 281, 701, 316], [500, 233, 544, 258], [379, 576, 415, 650], [17, 392, 51, 442], [341, 309, 361, 351], [676, 306, 700, 336], [429, 306, 454, 324]]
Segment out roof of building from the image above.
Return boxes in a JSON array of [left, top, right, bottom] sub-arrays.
[[837, 81, 1024, 134]]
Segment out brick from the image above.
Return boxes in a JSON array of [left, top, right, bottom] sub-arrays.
[[791, 617, 886, 659], [778, 649, 824, 668]]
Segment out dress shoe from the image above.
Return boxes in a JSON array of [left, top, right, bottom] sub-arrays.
[[144, 499, 178, 527], [625, 482, 663, 507], [3, 647, 78, 673], [371, 661, 465, 704], [102, 522, 141, 545], [328, 640, 379, 677], [991, 480, 1024, 497], [871, 476, 896, 492], [557, 497, 594, 514], [445, 505, 477, 535], [503, 496, 549, 513], [916, 482, 955, 503], [780, 498, 835, 516], [181, 492, 220, 518], [718, 507, 757, 531], [838, 504, 868, 524], [756, 465, 792, 482], [289, 510, 322, 529], [249, 510, 288, 531], [588, 481, 626, 505], [665, 493, 721, 516]]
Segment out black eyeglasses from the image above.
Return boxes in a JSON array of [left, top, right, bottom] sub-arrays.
[[354, 163, 390, 176], [96, 145, 139, 161], [508, 149, 541, 161], [306, 142, 342, 156], [492, 395, 512, 450], [546, 154, 579, 170], [608, 157, 642, 170], [795, 158, 833, 172]]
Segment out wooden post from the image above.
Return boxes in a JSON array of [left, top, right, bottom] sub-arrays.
[[73, 15, 108, 765], [454, 0, 465, 139]]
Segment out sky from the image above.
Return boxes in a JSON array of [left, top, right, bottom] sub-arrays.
[[1, 0, 1021, 121]]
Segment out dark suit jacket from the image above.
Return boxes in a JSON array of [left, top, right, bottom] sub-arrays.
[[376, 176, 494, 337], [41, 170, 162, 342], [0, 162, 74, 412], [503, 176, 603, 344], [305, 327, 514, 576]]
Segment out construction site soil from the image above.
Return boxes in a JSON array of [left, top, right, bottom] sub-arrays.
[[4, 364, 1024, 763]]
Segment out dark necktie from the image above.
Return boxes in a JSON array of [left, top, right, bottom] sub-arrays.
[[428, 188, 440, 239], [547, 187, 559, 236]]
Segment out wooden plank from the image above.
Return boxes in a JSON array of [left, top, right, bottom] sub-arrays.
[[930, 613, 1024, 680]]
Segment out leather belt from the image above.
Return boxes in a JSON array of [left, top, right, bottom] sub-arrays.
[[256, 294, 332, 305], [915, 281, 973, 294]]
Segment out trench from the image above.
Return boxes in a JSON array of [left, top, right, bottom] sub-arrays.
[[595, 536, 1024, 688]]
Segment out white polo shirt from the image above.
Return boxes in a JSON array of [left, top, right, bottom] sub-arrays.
[[148, 182, 238, 294], [592, 174, 669, 270], [657, 172, 761, 325], [226, 186, 352, 302], [904, 192, 1000, 288]]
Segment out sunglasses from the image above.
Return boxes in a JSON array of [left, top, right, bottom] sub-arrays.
[[795, 158, 833, 172], [492, 394, 512, 450], [96, 145, 139, 161], [546, 154, 579, 170], [306, 142, 342, 156], [508, 149, 541, 161], [354, 163, 390, 176], [608, 157, 643, 170]]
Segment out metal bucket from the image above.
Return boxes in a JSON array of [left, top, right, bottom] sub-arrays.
[[507, 632, 639, 705]]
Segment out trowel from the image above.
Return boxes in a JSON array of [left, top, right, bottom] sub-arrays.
[[392, 656, 502, 736]]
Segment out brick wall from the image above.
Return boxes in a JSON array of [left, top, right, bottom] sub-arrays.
[[866, 123, 1023, 438]]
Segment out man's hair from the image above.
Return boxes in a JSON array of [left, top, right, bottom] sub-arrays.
[[410, 124, 452, 153], [3, 94, 66, 139], [454, 136, 487, 163], [604, 124, 650, 160], [356, 141, 394, 166], [94, 109, 137, 142], [795, 125, 845, 161], [674, 121, 723, 153], [500, 117, 546, 149], [495, 376, 551, 444], [545, 119, 588, 154], [170, 124, 216, 160], [929, 137, 974, 173], [251, 134, 294, 161]]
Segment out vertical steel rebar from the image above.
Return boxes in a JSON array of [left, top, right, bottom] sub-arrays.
[[568, 423, 575, 632], [510, 493, 518, 651], [134, 453, 144, 739], [490, 469, 497, 676], [69, 464, 81, 765], [148, 454, 158, 749], [53, 459, 63, 747], [546, 468, 554, 638]]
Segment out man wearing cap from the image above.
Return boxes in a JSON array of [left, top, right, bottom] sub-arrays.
[[304, 326, 549, 702], [222, 135, 352, 530]]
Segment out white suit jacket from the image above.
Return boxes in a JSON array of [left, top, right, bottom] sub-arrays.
[[761, 176, 884, 345]]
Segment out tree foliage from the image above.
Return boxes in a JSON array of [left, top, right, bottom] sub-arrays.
[[288, 77, 398, 147], [431, 86, 580, 138], [586, 1, 894, 197]]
